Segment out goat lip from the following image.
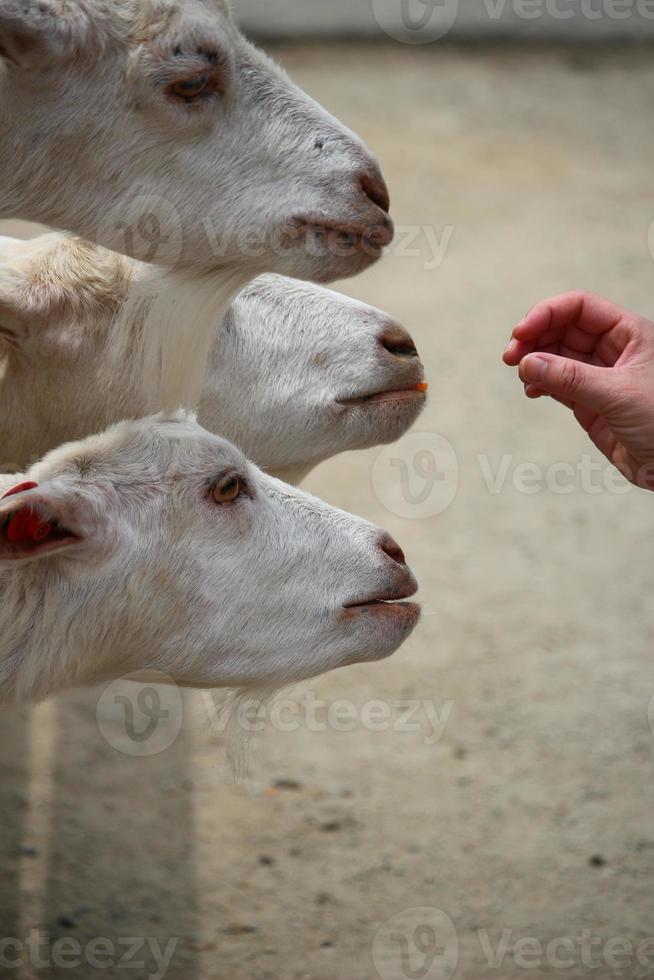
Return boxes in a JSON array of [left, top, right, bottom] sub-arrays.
[[337, 384, 428, 407], [342, 600, 422, 624], [344, 581, 419, 611], [290, 215, 394, 252]]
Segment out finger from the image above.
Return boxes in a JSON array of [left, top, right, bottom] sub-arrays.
[[504, 338, 533, 365], [519, 353, 618, 415], [523, 384, 574, 409], [513, 291, 630, 343], [505, 338, 562, 366]]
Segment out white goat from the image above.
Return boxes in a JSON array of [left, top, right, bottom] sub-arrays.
[[0, 233, 427, 483], [0, 0, 392, 283], [0, 0, 394, 406], [0, 413, 419, 706]]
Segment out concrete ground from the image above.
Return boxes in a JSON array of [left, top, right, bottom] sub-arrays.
[[2, 43, 654, 980]]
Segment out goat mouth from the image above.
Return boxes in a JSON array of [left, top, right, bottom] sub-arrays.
[[343, 600, 421, 626], [338, 383, 429, 407], [344, 580, 420, 619], [289, 216, 394, 256]]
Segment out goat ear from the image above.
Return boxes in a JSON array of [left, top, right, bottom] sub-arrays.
[[0, 482, 83, 562], [0, 235, 95, 348], [0, 3, 77, 67]]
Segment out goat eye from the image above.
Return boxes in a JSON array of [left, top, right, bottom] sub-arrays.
[[211, 471, 242, 505], [169, 74, 212, 102]]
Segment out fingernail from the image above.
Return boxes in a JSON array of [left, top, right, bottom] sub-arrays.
[[522, 355, 549, 383], [504, 339, 518, 356]]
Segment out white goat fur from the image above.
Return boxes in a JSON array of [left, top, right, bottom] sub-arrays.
[[0, 234, 426, 483], [0, 0, 389, 278], [0, 1, 393, 405], [0, 414, 419, 705]]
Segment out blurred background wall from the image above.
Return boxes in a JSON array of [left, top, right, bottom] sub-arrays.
[[233, 0, 654, 41]]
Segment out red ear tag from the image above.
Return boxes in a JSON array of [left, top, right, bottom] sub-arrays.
[[2, 481, 38, 500], [26, 513, 53, 542], [5, 508, 53, 546], [7, 510, 31, 544], [1, 484, 52, 546]]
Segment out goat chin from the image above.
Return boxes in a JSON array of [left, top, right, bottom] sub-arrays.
[[109, 265, 250, 413]]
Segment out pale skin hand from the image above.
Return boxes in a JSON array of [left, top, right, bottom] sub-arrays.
[[503, 290, 654, 491]]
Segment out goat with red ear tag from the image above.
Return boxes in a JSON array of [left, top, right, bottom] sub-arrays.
[[0, 414, 420, 706]]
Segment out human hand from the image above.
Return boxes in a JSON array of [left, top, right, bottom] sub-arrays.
[[503, 291, 654, 490]]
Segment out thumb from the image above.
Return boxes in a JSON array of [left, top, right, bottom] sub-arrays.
[[519, 354, 617, 414]]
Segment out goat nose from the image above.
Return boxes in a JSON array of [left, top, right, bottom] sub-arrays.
[[360, 171, 391, 214], [378, 322, 419, 359], [379, 534, 406, 566]]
